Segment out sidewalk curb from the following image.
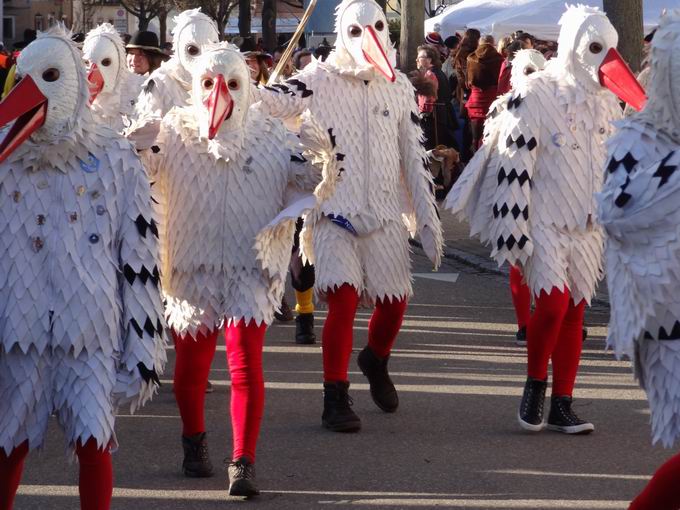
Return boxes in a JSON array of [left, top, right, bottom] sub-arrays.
[[409, 238, 610, 308]]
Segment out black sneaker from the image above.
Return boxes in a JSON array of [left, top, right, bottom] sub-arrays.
[[582, 328, 588, 342], [295, 313, 316, 344], [205, 380, 214, 393], [518, 377, 547, 432], [181, 432, 214, 477], [547, 396, 594, 435], [322, 381, 362, 432], [515, 326, 527, 347], [357, 346, 399, 413], [227, 457, 260, 497], [274, 297, 294, 322]]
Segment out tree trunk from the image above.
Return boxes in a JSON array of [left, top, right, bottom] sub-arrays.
[[158, 8, 167, 44], [400, 0, 423, 73], [262, 0, 276, 52], [239, 0, 251, 38], [603, 0, 643, 73], [138, 17, 149, 30]]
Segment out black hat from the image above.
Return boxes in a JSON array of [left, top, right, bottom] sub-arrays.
[[126, 30, 163, 54]]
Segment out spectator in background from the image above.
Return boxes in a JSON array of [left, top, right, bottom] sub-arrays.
[[442, 35, 460, 90], [496, 36, 512, 58], [314, 46, 331, 62], [513, 30, 535, 49], [415, 44, 458, 151], [453, 28, 480, 162], [273, 45, 296, 79], [425, 32, 449, 62], [465, 34, 503, 151], [126, 30, 166, 76], [245, 51, 273, 84], [497, 39, 526, 96], [294, 50, 313, 70]]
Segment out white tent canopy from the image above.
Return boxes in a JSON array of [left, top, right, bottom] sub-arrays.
[[424, 0, 537, 37], [426, 0, 670, 40]]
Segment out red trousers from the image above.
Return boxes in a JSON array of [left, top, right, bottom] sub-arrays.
[[322, 284, 407, 382], [509, 265, 531, 330], [526, 287, 585, 396], [173, 320, 266, 463], [0, 438, 112, 510], [629, 453, 680, 510]]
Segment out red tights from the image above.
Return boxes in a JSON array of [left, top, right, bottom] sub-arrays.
[[0, 438, 112, 510], [322, 284, 407, 382], [629, 453, 680, 510], [173, 320, 266, 463], [526, 287, 585, 397], [509, 265, 531, 329]]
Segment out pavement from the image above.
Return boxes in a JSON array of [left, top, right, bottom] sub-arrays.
[[14, 216, 668, 510]]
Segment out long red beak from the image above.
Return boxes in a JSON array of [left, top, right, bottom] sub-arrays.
[[0, 75, 48, 163], [599, 48, 647, 112], [362, 25, 396, 83], [87, 63, 105, 104], [204, 74, 233, 140]]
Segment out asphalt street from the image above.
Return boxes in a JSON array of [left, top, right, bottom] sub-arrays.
[[13, 218, 670, 510]]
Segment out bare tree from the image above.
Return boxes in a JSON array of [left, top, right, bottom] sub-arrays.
[[262, 0, 276, 52], [400, 0, 422, 73], [603, 0, 643, 72], [239, 0, 251, 37], [118, 0, 168, 32], [174, 0, 238, 39]]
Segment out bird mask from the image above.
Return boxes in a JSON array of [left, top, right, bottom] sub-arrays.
[[334, 0, 396, 82], [172, 9, 220, 75], [0, 26, 88, 163], [510, 49, 547, 90], [556, 4, 646, 111], [190, 43, 250, 140], [83, 23, 127, 104]]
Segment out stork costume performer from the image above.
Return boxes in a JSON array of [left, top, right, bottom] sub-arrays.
[[0, 28, 166, 509], [597, 10, 680, 510], [83, 23, 144, 133], [445, 5, 645, 434], [254, 0, 443, 432], [447, 49, 547, 346], [128, 8, 219, 148], [151, 42, 339, 496]]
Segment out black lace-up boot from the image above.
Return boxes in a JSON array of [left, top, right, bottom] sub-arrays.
[[357, 346, 399, 412], [547, 396, 595, 434], [322, 381, 361, 432], [227, 457, 260, 497], [518, 377, 547, 432], [295, 313, 316, 344], [181, 432, 214, 477]]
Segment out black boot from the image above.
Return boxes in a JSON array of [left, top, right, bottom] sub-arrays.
[[295, 313, 316, 344], [515, 326, 527, 347], [357, 346, 399, 413], [518, 377, 547, 432], [322, 381, 361, 432], [227, 456, 260, 497], [547, 396, 594, 434], [274, 297, 294, 322], [181, 432, 214, 477]]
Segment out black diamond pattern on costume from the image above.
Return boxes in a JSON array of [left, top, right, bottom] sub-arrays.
[[507, 94, 523, 110], [653, 151, 677, 188], [607, 152, 638, 174]]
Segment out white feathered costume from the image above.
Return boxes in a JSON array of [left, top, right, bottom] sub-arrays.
[[150, 43, 339, 337], [128, 9, 219, 149], [254, 0, 443, 302], [83, 23, 144, 133], [597, 10, 680, 447], [0, 28, 166, 454], [445, 5, 645, 304]]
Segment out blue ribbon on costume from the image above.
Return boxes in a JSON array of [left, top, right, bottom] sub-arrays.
[[326, 213, 358, 237]]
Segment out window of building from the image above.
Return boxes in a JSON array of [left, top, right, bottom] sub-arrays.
[[35, 14, 44, 31], [3, 17, 16, 40]]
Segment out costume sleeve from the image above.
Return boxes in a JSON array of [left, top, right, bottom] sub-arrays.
[[114, 155, 168, 413], [398, 82, 444, 269], [252, 70, 314, 120], [486, 90, 538, 268]]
